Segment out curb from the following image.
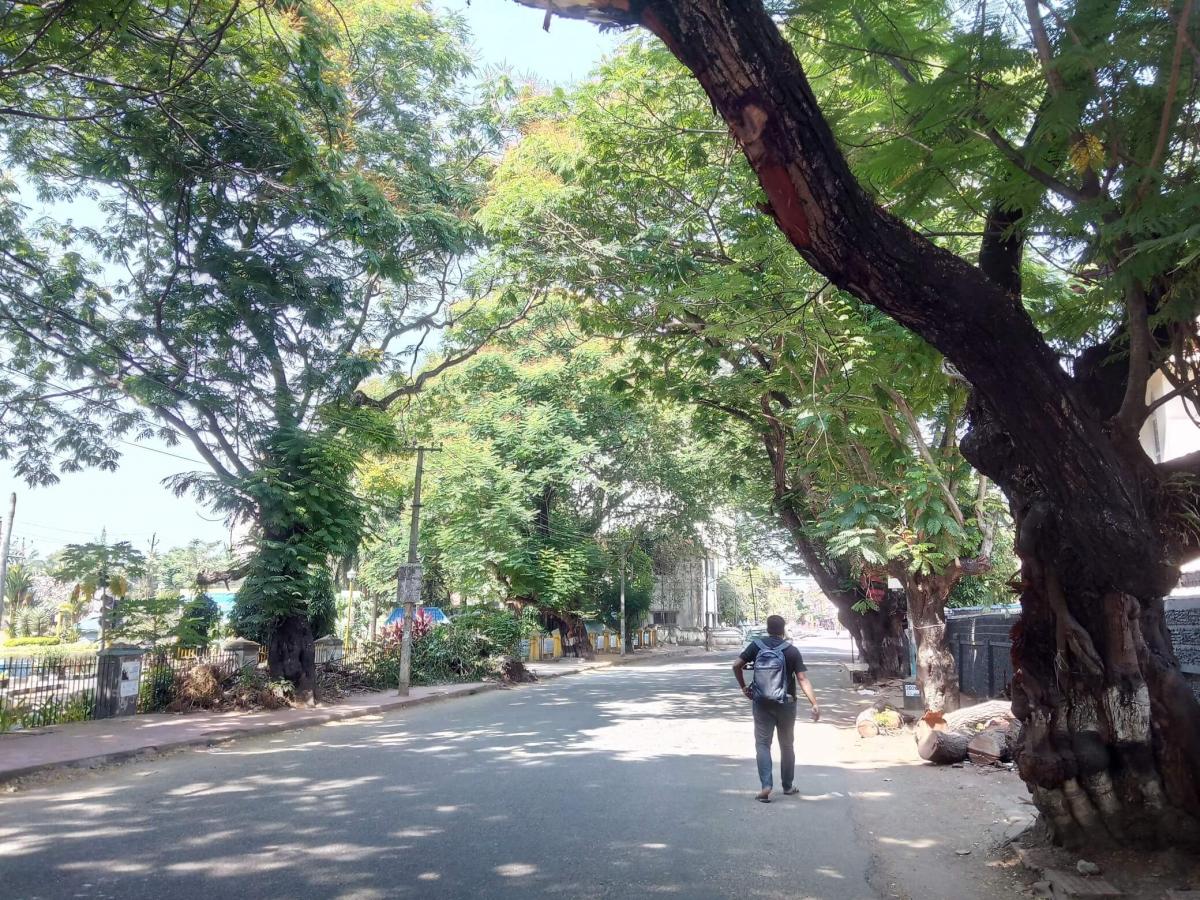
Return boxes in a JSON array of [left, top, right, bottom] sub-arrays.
[[0, 682, 503, 785], [0, 648, 706, 786]]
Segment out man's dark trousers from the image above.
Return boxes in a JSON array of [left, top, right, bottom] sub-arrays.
[[753, 698, 797, 790]]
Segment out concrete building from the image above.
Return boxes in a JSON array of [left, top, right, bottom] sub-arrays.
[[1138, 371, 1200, 692]]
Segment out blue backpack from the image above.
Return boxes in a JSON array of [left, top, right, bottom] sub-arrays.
[[751, 639, 791, 702]]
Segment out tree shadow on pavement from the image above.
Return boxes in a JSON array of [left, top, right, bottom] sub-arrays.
[[0, 653, 1028, 900]]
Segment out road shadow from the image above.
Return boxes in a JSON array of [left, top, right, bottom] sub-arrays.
[[0, 653, 1026, 900]]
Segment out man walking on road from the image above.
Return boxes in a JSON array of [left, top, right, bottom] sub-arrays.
[[732, 615, 820, 802]]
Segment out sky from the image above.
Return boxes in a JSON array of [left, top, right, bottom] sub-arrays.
[[0, 2, 622, 558]]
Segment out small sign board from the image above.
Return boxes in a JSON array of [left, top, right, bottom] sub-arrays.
[[903, 682, 920, 698], [396, 564, 423, 604], [119, 659, 142, 698], [541, 638, 554, 656], [518, 639, 530, 659]]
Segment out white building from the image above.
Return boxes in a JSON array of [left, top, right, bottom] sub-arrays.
[[1138, 371, 1200, 686]]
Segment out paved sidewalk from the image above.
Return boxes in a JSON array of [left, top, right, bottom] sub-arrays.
[[0, 645, 703, 784]]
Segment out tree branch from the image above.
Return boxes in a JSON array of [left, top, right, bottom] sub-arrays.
[[878, 384, 967, 528]]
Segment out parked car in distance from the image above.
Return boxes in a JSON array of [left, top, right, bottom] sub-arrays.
[[740, 622, 767, 642]]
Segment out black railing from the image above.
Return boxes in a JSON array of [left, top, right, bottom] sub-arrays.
[[951, 639, 1014, 699], [0, 653, 99, 730], [137, 649, 245, 713]]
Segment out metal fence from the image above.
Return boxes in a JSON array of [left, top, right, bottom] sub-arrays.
[[137, 649, 245, 714], [0, 647, 253, 728], [951, 638, 1014, 699], [0, 654, 100, 729], [946, 609, 1018, 700]]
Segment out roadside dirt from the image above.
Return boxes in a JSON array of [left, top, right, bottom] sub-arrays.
[[804, 655, 1033, 900]]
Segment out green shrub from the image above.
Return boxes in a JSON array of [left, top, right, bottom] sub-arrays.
[[412, 624, 491, 684], [448, 607, 524, 656], [138, 661, 180, 712], [0, 641, 94, 658], [348, 617, 499, 689], [3, 636, 61, 647], [17, 691, 94, 728]]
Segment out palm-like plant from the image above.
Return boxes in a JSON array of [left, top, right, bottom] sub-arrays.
[[4, 563, 34, 608]]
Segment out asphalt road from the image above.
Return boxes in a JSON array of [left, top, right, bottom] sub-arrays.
[[0, 650, 877, 900]]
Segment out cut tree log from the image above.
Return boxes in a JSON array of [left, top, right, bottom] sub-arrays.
[[923, 700, 1013, 733], [855, 702, 902, 738], [918, 728, 971, 764], [968, 720, 1019, 766], [916, 700, 1015, 764]]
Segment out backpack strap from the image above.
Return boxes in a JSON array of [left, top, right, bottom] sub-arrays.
[[753, 639, 768, 653]]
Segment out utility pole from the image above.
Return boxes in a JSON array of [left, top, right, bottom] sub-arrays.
[[398, 448, 437, 696], [0, 493, 15, 636], [344, 568, 357, 650], [747, 564, 757, 625]]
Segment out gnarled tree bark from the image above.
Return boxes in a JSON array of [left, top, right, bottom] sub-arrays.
[[511, 0, 1200, 847]]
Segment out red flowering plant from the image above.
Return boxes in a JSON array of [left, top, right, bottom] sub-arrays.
[[378, 609, 435, 645]]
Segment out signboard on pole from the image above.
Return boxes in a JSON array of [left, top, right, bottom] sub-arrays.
[[397, 563, 423, 604]]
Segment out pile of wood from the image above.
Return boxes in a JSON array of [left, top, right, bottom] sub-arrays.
[[855, 699, 904, 737], [915, 700, 1021, 766]]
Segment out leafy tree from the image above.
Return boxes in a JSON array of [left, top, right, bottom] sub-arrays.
[[111, 593, 185, 647], [4, 562, 34, 609], [54, 539, 146, 647], [158, 541, 235, 593], [719, 568, 807, 625], [481, 44, 1024, 702], [176, 594, 221, 650], [513, 0, 1200, 845], [0, 1, 529, 697], [361, 301, 727, 648]]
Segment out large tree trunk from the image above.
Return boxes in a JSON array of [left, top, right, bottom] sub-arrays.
[[840, 590, 906, 680], [268, 613, 317, 705], [997, 495, 1200, 848], [764, 415, 907, 681], [898, 567, 985, 713], [513, 0, 1200, 846]]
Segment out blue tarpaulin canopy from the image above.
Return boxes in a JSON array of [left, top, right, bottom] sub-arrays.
[[384, 606, 449, 626]]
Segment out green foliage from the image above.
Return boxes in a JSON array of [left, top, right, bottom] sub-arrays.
[[2, 636, 60, 647], [718, 568, 809, 625], [4, 562, 34, 606], [7, 603, 56, 638], [137, 661, 179, 714], [481, 36, 1023, 619], [10, 690, 94, 730], [0, 0, 528, 684], [349, 613, 509, 688], [158, 542, 234, 593], [595, 540, 655, 636], [0, 641, 93, 657], [176, 595, 221, 650], [448, 607, 526, 657], [111, 593, 187, 646], [230, 428, 366, 644], [363, 302, 726, 625], [54, 539, 146, 642]]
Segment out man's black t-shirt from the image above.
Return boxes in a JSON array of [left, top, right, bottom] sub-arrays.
[[739, 636, 807, 699]]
